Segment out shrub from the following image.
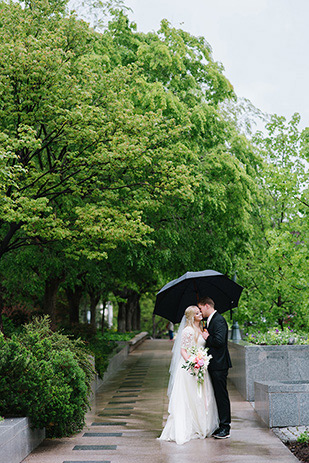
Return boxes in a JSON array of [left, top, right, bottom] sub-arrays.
[[297, 431, 309, 443], [0, 316, 95, 437], [60, 323, 137, 378], [87, 332, 138, 377]]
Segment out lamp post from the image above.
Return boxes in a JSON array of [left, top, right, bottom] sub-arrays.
[[230, 272, 242, 341]]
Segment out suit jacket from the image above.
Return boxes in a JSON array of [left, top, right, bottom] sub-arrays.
[[205, 312, 232, 371]]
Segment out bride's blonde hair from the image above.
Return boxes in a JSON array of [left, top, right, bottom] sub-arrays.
[[185, 305, 202, 343]]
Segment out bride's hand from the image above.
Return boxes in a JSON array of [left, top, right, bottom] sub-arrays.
[[202, 329, 209, 340]]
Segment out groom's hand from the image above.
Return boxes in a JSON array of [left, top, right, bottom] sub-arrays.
[[202, 329, 209, 340]]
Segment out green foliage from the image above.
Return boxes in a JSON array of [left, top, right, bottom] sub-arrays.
[[2, 315, 23, 337], [0, 0, 271, 335], [61, 322, 136, 377], [90, 332, 136, 377], [0, 317, 94, 437], [87, 333, 121, 378], [237, 113, 309, 331], [244, 327, 309, 345], [0, 0, 196, 268], [297, 431, 309, 443], [140, 293, 166, 337]]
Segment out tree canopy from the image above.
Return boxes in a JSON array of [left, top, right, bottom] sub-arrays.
[[0, 0, 307, 334]]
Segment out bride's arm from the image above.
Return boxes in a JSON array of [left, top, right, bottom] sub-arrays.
[[180, 328, 194, 361], [180, 347, 190, 361]]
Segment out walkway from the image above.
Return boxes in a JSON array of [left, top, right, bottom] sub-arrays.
[[23, 339, 298, 463]]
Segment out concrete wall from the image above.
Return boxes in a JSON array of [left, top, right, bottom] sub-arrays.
[[228, 341, 309, 401], [0, 418, 45, 463]]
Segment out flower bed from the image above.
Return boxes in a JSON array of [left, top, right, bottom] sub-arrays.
[[244, 327, 309, 345]]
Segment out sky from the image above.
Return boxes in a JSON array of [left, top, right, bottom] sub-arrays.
[[122, 0, 309, 130]]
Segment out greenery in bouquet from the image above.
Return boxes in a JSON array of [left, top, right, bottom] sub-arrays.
[[182, 346, 212, 385]]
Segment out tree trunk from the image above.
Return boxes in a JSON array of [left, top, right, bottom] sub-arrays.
[[0, 283, 4, 333], [152, 314, 156, 339], [125, 291, 140, 332], [66, 285, 83, 324], [132, 293, 141, 331], [101, 300, 107, 334], [43, 275, 65, 327], [125, 300, 133, 332], [89, 291, 100, 329], [117, 301, 126, 333]]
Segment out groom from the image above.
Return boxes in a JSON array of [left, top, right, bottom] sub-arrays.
[[198, 296, 232, 439]]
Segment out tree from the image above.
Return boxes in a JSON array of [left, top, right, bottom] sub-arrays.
[[1, 1, 268, 335], [237, 114, 309, 330], [0, 0, 200, 328], [97, 11, 260, 328]]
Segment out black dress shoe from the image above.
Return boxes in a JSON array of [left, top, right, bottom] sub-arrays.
[[212, 428, 221, 436], [213, 428, 230, 439]]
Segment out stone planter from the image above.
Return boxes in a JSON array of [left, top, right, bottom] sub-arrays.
[[228, 340, 309, 401], [0, 418, 45, 463], [254, 380, 309, 427]]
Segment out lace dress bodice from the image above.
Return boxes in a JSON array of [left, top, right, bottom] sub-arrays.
[[180, 326, 204, 350]]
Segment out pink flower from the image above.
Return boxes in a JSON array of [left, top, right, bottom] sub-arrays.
[[194, 364, 200, 369], [198, 359, 204, 367]]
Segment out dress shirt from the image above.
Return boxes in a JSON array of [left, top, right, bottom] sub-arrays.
[[207, 310, 217, 328]]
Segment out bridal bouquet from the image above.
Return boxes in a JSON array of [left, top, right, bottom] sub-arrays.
[[182, 346, 212, 385]]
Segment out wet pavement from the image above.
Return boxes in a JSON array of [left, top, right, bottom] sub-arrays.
[[23, 339, 298, 463]]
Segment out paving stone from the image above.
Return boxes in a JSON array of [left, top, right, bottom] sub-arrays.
[[125, 377, 144, 379], [104, 407, 134, 411], [120, 384, 142, 387], [115, 390, 141, 393], [73, 445, 117, 450], [108, 401, 136, 404], [122, 380, 143, 383], [91, 422, 127, 426], [82, 432, 123, 437]]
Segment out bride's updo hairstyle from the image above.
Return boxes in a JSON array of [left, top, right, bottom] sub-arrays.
[[184, 305, 201, 343], [185, 306, 197, 327]]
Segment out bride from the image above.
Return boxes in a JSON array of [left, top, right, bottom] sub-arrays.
[[159, 305, 219, 445]]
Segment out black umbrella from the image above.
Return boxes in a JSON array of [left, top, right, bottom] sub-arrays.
[[154, 270, 243, 323]]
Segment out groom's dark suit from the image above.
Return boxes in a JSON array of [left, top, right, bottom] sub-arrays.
[[205, 311, 232, 432]]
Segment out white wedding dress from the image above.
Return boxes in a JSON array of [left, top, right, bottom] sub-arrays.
[[159, 326, 219, 445]]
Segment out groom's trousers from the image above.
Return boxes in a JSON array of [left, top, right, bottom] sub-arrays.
[[209, 369, 231, 431]]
